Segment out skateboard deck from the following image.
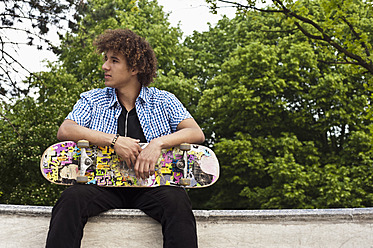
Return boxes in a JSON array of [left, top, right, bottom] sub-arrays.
[[40, 141, 219, 188]]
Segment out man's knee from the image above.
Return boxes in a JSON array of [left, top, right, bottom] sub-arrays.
[[54, 185, 99, 212], [59, 185, 88, 201], [159, 187, 193, 214]]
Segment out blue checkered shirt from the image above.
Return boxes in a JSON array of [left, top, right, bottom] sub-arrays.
[[66, 87, 193, 142]]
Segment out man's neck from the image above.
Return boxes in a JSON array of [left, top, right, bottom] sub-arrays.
[[116, 82, 142, 111]]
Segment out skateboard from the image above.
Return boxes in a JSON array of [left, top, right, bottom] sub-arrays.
[[40, 140, 219, 188]]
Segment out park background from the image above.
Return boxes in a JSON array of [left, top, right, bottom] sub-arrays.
[[1, 0, 373, 210]]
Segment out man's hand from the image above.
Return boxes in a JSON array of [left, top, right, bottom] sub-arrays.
[[131, 118, 205, 180], [134, 140, 162, 180], [113, 136, 142, 168]]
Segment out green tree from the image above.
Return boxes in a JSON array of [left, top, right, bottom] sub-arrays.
[[0, 0, 82, 99], [0, 0, 196, 205], [3, 0, 373, 211], [0, 66, 78, 204], [186, 5, 373, 209], [206, 0, 373, 75]]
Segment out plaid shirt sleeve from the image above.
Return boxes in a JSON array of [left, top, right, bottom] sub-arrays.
[[65, 95, 92, 128], [65, 88, 119, 134], [137, 87, 193, 142], [164, 92, 193, 132]]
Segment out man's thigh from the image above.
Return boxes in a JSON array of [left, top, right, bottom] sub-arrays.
[[58, 185, 129, 217], [131, 186, 193, 221]]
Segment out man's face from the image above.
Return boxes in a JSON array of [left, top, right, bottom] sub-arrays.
[[102, 50, 137, 89]]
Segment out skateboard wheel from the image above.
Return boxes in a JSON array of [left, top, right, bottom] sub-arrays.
[[84, 158, 93, 166], [77, 140, 90, 148], [180, 178, 191, 186], [176, 160, 185, 170], [76, 176, 88, 184], [180, 143, 191, 151]]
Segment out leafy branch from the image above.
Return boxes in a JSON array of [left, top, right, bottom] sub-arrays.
[[0, 107, 21, 138], [206, 0, 373, 74], [0, 0, 84, 99]]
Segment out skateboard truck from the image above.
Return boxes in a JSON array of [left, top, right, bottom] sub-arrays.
[[76, 140, 93, 184], [179, 143, 191, 186]]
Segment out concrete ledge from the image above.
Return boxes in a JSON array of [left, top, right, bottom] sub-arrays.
[[1, 204, 373, 247]]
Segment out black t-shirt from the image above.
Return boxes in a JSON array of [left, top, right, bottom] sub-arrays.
[[117, 103, 147, 143]]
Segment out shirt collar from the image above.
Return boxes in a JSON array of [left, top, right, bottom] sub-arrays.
[[108, 87, 119, 108], [137, 86, 148, 104], [108, 86, 148, 108]]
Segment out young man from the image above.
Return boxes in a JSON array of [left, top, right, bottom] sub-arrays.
[[46, 29, 205, 248]]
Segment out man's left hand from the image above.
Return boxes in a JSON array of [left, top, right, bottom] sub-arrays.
[[134, 140, 162, 180]]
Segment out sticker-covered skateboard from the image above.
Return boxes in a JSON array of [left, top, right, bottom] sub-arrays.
[[40, 140, 219, 188]]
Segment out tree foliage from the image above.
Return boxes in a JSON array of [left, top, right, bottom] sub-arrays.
[[0, 66, 77, 204], [206, 0, 373, 75], [0, 0, 82, 99], [1, 0, 373, 210], [186, 3, 373, 209]]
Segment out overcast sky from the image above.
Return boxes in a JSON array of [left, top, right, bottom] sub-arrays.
[[6, 0, 238, 77], [158, 0, 237, 36]]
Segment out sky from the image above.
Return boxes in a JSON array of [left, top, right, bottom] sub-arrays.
[[7, 0, 239, 76], [157, 0, 238, 36]]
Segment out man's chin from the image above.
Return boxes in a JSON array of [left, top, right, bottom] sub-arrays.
[[104, 80, 112, 87]]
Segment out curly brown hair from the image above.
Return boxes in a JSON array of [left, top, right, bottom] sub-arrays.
[[94, 29, 157, 86]]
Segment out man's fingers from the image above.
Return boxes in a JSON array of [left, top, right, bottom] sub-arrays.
[[138, 162, 148, 180], [149, 164, 156, 176], [114, 137, 143, 168], [134, 160, 140, 178], [129, 141, 142, 158], [125, 158, 132, 169], [142, 165, 149, 180], [132, 143, 162, 180], [134, 158, 151, 180]]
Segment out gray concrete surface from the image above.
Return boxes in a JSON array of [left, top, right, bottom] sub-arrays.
[[1, 204, 373, 247]]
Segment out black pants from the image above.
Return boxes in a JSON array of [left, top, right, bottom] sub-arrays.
[[45, 185, 198, 248]]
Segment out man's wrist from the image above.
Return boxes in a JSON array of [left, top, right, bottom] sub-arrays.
[[110, 134, 120, 148], [150, 137, 166, 149]]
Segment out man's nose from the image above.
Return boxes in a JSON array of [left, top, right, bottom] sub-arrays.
[[102, 61, 109, 71]]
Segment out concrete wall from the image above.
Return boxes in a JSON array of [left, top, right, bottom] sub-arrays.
[[1, 204, 373, 247]]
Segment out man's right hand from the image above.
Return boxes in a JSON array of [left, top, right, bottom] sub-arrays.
[[113, 136, 142, 168], [57, 120, 143, 168]]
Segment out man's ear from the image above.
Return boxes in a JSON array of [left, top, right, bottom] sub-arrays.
[[131, 68, 139, 75]]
